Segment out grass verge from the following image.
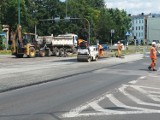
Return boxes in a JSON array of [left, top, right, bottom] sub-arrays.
[[0, 50, 11, 55]]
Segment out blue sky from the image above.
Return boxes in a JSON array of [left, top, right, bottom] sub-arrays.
[[61, 0, 160, 15]]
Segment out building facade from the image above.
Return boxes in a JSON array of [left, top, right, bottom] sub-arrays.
[[131, 13, 150, 44], [147, 17, 160, 44], [131, 13, 160, 44]]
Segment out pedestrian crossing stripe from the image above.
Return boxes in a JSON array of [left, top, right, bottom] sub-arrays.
[[61, 84, 160, 118]]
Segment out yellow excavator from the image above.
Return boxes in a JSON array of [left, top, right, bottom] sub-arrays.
[[9, 25, 38, 58]]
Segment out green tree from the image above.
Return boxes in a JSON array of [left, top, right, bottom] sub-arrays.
[[0, 0, 131, 45]]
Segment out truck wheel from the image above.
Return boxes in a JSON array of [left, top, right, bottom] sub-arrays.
[[16, 54, 24, 58], [59, 48, 65, 57], [45, 49, 50, 57], [29, 47, 36, 58], [55, 48, 60, 57], [72, 48, 77, 54], [87, 57, 91, 62], [39, 50, 45, 57]]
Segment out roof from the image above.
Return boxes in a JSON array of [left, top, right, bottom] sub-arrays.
[[131, 13, 151, 19]]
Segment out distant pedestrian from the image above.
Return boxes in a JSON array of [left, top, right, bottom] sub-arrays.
[[148, 42, 157, 71], [117, 41, 122, 58]]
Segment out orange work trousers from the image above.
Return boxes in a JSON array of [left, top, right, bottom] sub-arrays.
[[99, 49, 104, 57], [118, 50, 121, 57], [150, 58, 156, 69]]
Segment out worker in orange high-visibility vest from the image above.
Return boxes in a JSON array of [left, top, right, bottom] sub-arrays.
[[148, 42, 157, 71], [98, 44, 104, 57], [117, 41, 122, 58]]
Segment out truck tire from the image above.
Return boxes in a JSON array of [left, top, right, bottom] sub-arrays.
[[55, 48, 60, 57], [72, 48, 77, 54], [59, 48, 65, 57], [39, 50, 45, 57], [16, 54, 24, 58], [45, 49, 50, 57], [28, 47, 36, 58]]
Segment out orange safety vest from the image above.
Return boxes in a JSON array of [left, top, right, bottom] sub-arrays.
[[117, 44, 122, 51], [150, 46, 157, 59], [98, 45, 103, 50]]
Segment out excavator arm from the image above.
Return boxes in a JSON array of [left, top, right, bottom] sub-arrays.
[[9, 25, 24, 55]]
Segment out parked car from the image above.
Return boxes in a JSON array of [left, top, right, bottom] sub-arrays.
[[101, 44, 109, 50]]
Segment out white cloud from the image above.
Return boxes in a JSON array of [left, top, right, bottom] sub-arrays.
[[105, 0, 160, 15]]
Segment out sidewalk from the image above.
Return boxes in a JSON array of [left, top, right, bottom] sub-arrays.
[[0, 53, 156, 93]]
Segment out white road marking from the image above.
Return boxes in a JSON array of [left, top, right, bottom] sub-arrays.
[[61, 83, 160, 118], [119, 85, 160, 107], [148, 91, 160, 94], [128, 80, 137, 84], [88, 102, 106, 112], [107, 94, 160, 112], [62, 92, 109, 118], [131, 85, 160, 102], [61, 92, 160, 118], [138, 76, 146, 80], [137, 85, 160, 90]]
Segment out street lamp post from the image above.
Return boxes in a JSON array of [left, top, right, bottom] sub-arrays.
[[0, 5, 1, 31], [65, 0, 68, 17], [110, 29, 115, 46], [18, 0, 20, 25]]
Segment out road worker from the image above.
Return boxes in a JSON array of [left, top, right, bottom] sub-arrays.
[[148, 42, 157, 71], [77, 39, 85, 47], [117, 41, 122, 57], [98, 44, 104, 57]]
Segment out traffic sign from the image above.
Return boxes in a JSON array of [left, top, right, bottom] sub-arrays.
[[111, 29, 115, 33]]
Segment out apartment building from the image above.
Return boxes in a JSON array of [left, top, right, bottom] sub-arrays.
[[131, 13, 150, 44], [147, 17, 160, 44]]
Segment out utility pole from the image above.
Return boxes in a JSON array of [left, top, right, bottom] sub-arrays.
[[0, 5, 1, 31], [18, 0, 20, 25], [66, 0, 68, 17]]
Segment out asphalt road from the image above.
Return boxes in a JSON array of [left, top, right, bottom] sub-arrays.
[[0, 55, 160, 120]]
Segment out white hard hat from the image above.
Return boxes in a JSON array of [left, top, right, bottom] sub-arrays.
[[152, 42, 156, 45]]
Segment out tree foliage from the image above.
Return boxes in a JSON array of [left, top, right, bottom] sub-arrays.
[[0, 0, 131, 44]]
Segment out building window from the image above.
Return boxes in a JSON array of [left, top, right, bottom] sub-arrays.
[[139, 26, 140, 30], [141, 26, 143, 30], [141, 32, 143, 37]]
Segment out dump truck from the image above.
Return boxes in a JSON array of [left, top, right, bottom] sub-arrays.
[[37, 33, 78, 57]]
